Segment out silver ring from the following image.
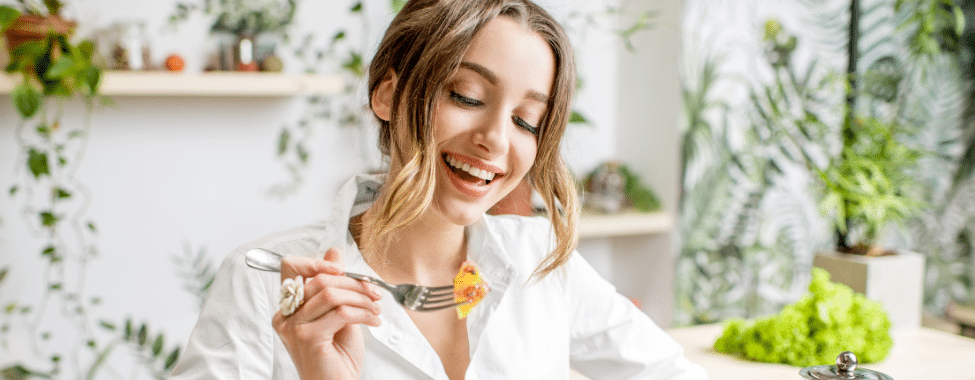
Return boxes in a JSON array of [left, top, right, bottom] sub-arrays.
[[279, 275, 304, 316]]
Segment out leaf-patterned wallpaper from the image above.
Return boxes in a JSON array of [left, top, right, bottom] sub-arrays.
[[676, 0, 975, 325]]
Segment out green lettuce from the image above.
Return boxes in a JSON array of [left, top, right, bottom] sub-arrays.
[[713, 268, 892, 367]]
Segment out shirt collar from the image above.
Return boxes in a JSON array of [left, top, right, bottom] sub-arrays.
[[318, 174, 519, 378]]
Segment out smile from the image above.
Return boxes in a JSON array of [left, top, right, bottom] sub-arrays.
[[441, 153, 505, 197]]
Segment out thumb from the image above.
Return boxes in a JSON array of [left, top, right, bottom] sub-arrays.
[[322, 247, 344, 269]]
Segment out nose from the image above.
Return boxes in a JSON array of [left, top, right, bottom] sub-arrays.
[[473, 108, 510, 157]]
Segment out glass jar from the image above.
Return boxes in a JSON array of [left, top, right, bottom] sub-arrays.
[[108, 22, 150, 70]]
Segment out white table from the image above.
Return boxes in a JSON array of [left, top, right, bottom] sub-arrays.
[[668, 324, 975, 379]]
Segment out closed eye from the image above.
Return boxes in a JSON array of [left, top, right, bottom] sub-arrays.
[[513, 116, 539, 136], [450, 91, 483, 107]]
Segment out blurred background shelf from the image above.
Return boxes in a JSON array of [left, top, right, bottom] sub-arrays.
[[578, 210, 673, 239], [0, 71, 343, 97]]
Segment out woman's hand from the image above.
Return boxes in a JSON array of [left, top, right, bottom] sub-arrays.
[[272, 247, 383, 380]]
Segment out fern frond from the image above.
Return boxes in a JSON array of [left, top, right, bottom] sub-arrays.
[[171, 243, 216, 310]]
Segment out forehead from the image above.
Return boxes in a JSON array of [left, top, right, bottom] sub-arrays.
[[459, 16, 555, 99]]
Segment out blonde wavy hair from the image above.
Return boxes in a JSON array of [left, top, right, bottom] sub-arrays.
[[361, 0, 578, 281]]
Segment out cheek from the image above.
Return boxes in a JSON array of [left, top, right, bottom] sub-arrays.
[[432, 102, 472, 142], [510, 137, 539, 176]]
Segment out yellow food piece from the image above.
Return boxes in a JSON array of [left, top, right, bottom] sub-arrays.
[[454, 261, 489, 319]]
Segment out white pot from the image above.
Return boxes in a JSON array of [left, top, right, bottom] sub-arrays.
[[813, 251, 925, 330]]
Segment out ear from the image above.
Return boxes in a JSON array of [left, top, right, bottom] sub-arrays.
[[371, 70, 397, 122]]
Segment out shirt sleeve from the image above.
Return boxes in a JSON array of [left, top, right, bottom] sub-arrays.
[[566, 253, 710, 380], [168, 248, 281, 379]]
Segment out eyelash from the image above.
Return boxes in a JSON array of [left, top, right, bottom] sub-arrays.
[[449, 91, 540, 136]]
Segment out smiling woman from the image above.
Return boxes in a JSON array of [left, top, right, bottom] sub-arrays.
[[168, 1, 709, 379]]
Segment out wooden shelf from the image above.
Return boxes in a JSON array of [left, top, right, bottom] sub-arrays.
[[578, 210, 673, 239], [0, 71, 343, 97]]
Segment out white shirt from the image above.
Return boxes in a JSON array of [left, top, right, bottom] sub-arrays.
[[169, 174, 709, 380]]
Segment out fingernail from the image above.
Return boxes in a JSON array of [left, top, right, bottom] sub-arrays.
[[371, 285, 383, 299]]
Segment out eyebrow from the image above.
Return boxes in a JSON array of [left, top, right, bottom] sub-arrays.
[[459, 61, 550, 104]]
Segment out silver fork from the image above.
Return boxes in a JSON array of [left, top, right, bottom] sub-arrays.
[[244, 248, 463, 312]]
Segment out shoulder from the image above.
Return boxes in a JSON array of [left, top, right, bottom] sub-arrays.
[[236, 221, 330, 259], [214, 221, 331, 280], [480, 213, 557, 269]]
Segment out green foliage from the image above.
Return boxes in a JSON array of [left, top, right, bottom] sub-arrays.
[[819, 117, 924, 250], [714, 268, 893, 367], [170, 0, 297, 36], [617, 164, 662, 212], [172, 243, 217, 310], [91, 317, 182, 379], [896, 0, 966, 58]]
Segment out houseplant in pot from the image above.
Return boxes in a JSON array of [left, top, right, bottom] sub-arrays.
[[814, 115, 927, 329]]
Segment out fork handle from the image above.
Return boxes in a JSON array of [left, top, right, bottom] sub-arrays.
[[344, 272, 396, 292], [245, 248, 391, 289]]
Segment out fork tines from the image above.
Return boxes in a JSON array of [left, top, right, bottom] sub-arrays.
[[415, 287, 464, 312]]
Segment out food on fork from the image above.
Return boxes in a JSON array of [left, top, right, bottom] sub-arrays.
[[453, 261, 489, 319]]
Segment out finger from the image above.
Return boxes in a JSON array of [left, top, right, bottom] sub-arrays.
[[319, 305, 382, 337], [303, 274, 383, 302], [290, 285, 382, 323], [280, 255, 342, 281], [323, 247, 343, 265]]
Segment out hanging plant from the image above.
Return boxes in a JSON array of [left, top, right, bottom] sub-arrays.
[[1, 3, 182, 378]]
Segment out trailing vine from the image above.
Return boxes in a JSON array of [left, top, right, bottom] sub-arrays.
[[1, 3, 181, 379]]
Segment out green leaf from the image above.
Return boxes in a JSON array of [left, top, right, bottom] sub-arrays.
[[44, 55, 75, 80], [78, 40, 95, 61], [137, 324, 147, 345], [152, 334, 164, 357], [84, 65, 100, 95], [164, 348, 181, 370], [86, 342, 115, 380], [87, 221, 97, 233], [277, 128, 290, 156], [4, 303, 15, 314], [0, 6, 19, 32], [296, 143, 309, 163], [0, 364, 32, 380], [342, 52, 364, 77], [351, 2, 363, 12], [0, 267, 6, 283], [569, 110, 589, 124], [39, 211, 58, 227], [390, 0, 406, 13], [13, 81, 40, 118], [98, 320, 116, 331], [54, 187, 71, 199], [123, 318, 132, 340], [9, 185, 18, 196], [27, 148, 50, 178], [953, 5, 965, 36]]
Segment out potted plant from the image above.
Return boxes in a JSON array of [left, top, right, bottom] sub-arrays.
[[813, 116, 927, 329], [2, 0, 101, 115], [169, 0, 297, 71]]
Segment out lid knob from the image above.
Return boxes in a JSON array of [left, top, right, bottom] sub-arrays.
[[799, 351, 893, 380], [836, 351, 857, 374]]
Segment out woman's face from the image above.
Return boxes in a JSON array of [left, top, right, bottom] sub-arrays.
[[432, 16, 555, 226]]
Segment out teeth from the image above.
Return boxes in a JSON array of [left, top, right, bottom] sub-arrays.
[[446, 156, 497, 182]]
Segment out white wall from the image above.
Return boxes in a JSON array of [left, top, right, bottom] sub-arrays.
[[0, 0, 682, 372]]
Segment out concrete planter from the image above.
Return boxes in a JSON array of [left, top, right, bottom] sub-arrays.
[[813, 251, 925, 330]]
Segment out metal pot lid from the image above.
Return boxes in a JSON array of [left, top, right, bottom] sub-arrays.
[[799, 351, 893, 380]]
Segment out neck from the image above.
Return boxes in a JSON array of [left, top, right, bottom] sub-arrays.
[[356, 207, 467, 285]]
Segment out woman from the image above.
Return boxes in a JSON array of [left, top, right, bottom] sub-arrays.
[[170, 0, 708, 379]]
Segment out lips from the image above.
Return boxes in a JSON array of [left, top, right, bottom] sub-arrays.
[[441, 153, 505, 198]]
